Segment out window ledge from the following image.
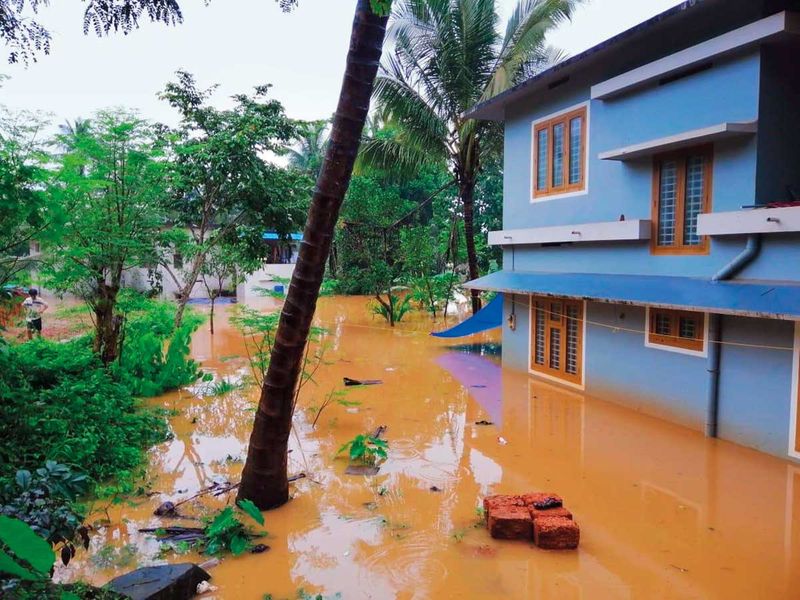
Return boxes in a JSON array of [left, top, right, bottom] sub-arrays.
[[599, 121, 757, 162], [489, 219, 650, 246], [697, 206, 800, 235]]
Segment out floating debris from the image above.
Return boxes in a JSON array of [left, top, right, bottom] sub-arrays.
[[343, 377, 383, 386]]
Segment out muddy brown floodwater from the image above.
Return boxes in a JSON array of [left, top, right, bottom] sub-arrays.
[[59, 296, 800, 599]]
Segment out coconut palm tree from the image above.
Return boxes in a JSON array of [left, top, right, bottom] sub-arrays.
[[361, 0, 578, 314], [237, 0, 390, 510], [57, 117, 91, 152], [287, 119, 329, 178]]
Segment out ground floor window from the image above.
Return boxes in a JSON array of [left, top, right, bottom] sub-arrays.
[[530, 296, 583, 386], [646, 307, 706, 354]]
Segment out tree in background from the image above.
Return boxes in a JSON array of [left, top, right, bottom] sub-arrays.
[[237, 0, 391, 510], [45, 112, 167, 364], [200, 244, 259, 335], [1, 0, 305, 64], [158, 71, 311, 327], [361, 0, 577, 314], [287, 119, 328, 178], [0, 105, 54, 289]]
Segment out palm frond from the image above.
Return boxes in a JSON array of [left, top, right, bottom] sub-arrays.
[[356, 135, 441, 181], [482, 0, 580, 102]]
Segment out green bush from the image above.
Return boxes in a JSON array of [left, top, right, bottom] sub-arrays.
[[0, 337, 168, 483], [111, 291, 203, 397]]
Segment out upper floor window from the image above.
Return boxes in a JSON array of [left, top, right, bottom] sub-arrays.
[[651, 146, 712, 254], [532, 106, 587, 199]]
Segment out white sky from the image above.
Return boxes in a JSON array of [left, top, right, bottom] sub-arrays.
[[0, 0, 682, 127]]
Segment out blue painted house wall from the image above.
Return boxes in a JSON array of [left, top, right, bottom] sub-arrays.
[[479, 3, 800, 461]]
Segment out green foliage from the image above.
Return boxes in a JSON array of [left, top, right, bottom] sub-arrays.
[[370, 0, 392, 16], [309, 389, 361, 428], [0, 516, 54, 581], [360, 0, 574, 298], [44, 111, 168, 362], [0, 337, 168, 483], [110, 290, 202, 397], [204, 378, 245, 397], [371, 290, 412, 325], [231, 305, 326, 392], [197, 501, 265, 556], [337, 434, 389, 465], [0, 462, 89, 560], [158, 71, 312, 313], [0, 107, 57, 289]]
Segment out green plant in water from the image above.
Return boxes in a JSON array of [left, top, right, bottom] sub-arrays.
[[199, 500, 266, 557], [230, 305, 327, 401], [371, 289, 413, 326], [206, 377, 246, 397], [336, 434, 388, 465], [309, 389, 361, 428]]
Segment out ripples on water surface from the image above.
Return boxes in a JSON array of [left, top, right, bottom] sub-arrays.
[[61, 296, 800, 599]]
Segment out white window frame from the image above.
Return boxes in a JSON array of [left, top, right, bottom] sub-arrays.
[[530, 100, 591, 203], [789, 322, 800, 460], [527, 295, 587, 391], [644, 306, 710, 358]]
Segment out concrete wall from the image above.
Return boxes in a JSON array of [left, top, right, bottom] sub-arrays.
[[501, 294, 799, 460]]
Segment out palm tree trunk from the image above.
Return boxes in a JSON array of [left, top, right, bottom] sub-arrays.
[[460, 180, 481, 315], [237, 0, 389, 510]]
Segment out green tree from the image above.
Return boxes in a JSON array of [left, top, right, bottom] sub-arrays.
[[287, 119, 328, 178], [361, 0, 577, 314], [45, 111, 167, 364], [158, 71, 311, 327], [0, 106, 54, 289], [237, 0, 391, 510], [200, 244, 258, 335]]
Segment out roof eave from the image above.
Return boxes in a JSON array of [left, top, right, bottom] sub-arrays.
[[462, 0, 714, 122]]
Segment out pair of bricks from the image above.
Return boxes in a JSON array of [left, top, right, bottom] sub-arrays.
[[483, 493, 579, 550]]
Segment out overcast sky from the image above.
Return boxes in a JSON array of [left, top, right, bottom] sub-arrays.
[[1, 0, 682, 127]]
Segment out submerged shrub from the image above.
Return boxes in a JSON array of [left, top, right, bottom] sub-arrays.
[[111, 290, 203, 397], [0, 337, 168, 483]]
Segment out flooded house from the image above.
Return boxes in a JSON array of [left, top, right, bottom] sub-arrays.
[[464, 0, 800, 460]]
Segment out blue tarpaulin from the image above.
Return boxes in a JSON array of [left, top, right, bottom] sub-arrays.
[[263, 232, 303, 241], [464, 270, 800, 320], [431, 293, 504, 338]]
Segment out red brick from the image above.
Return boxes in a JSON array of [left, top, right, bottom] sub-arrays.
[[519, 492, 563, 509], [530, 506, 572, 522], [483, 494, 523, 515], [533, 516, 580, 550], [488, 506, 532, 540]]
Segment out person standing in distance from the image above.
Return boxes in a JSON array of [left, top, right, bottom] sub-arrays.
[[22, 288, 48, 340]]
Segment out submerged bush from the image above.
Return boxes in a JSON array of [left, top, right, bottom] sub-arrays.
[[0, 336, 168, 483], [111, 290, 203, 397]]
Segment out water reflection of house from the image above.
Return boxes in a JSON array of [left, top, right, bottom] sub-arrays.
[[464, 0, 800, 462]]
